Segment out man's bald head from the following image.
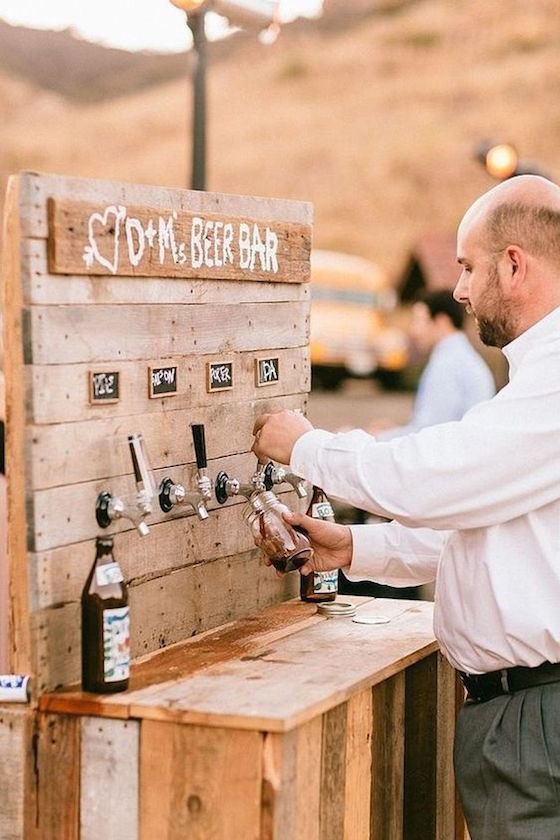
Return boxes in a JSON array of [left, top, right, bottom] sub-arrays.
[[460, 175, 560, 267]]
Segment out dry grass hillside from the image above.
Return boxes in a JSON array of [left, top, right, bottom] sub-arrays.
[[1, 0, 560, 278]]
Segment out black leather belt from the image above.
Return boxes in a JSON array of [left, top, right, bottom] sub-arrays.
[[459, 661, 560, 703]]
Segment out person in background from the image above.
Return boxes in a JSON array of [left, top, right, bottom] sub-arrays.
[[371, 289, 495, 439], [253, 174, 560, 839]]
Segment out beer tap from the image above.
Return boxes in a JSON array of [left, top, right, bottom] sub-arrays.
[[263, 462, 307, 498], [215, 460, 267, 504], [96, 433, 156, 536], [158, 424, 212, 520]]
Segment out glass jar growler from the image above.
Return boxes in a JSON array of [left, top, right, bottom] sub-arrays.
[[300, 486, 339, 603], [81, 537, 130, 693], [244, 490, 313, 572]]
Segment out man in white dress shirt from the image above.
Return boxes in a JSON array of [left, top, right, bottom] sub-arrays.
[[253, 174, 560, 839]]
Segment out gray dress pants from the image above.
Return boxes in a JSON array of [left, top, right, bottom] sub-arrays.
[[454, 682, 560, 839]]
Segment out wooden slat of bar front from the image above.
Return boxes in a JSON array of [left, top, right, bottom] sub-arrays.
[[40, 598, 438, 732]]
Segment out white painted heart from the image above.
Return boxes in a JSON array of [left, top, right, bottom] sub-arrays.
[[86, 205, 127, 274]]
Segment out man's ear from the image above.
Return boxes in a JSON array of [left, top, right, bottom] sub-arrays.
[[504, 245, 527, 288]]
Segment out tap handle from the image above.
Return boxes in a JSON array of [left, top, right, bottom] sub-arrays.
[[191, 424, 207, 470], [263, 461, 275, 491], [128, 433, 156, 498]]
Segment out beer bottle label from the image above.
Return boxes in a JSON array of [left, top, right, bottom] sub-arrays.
[[313, 571, 339, 594], [311, 501, 334, 520], [103, 607, 130, 683], [96, 562, 124, 587]]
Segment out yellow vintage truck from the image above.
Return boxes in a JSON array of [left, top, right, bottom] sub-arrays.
[[310, 249, 408, 389]]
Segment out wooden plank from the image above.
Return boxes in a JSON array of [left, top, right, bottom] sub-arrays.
[[2, 175, 31, 674], [344, 688, 373, 840], [455, 676, 468, 840], [80, 717, 139, 840], [27, 393, 305, 490], [18, 172, 313, 239], [27, 348, 310, 425], [25, 301, 309, 365], [22, 239, 311, 305], [30, 451, 282, 551], [113, 601, 436, 733], [139, 720, 262, 840], [370, 672, 405, 840], [0, 707, 31, 840], [260, 716, 322, 840], [31, 551, 299, 694], [29, 499, 298, 611], [40, 599, 321, 717], [319, 701, 347, 839], [404, 651, 438, 840], [436, 653, 459, 840], [48, 198, 311, 283], [30, 713, 80, 840]]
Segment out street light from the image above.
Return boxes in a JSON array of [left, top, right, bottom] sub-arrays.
[[170, 0, 280, 191], [170, 0, 209, 190], [476, 140, 552, 182]]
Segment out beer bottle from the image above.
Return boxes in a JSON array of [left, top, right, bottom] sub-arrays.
[[81, 537, 130, 693], [300, 487, 339, 602]]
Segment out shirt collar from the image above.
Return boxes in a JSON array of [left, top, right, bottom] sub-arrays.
[[503, 305, 560, 375]]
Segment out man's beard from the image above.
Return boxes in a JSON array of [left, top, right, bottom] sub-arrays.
[[472, 263, 518, 348]]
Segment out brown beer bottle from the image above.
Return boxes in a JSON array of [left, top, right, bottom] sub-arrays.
[[81, 537, 130, 693], [300, 487, 339, 602]]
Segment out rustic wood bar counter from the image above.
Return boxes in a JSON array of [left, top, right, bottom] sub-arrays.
[[35, 596, 463, 840], [0, 173, 464, 839]]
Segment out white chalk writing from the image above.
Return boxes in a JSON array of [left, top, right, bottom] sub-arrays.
[[82, 206, 280, 275]]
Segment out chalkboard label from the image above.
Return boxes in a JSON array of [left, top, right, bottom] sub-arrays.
[[89, 371, 119, 404], [256, 356, 280, 387], [149, 365, 178, 398], [207, 362, 233, 392]]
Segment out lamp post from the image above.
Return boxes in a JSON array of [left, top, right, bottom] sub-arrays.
[[170, 0, 280, 191], [170, 0, 208, 190]]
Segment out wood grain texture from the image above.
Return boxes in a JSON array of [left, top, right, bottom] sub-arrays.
[[370, 672, 405, 840], [2, 175, 31, 674], [27, 348, 310, 425], [404, 652, 438, 840], [260, 716, 323, 840], [18, 172, 313, 239], [0, 707, 32, 840], [139, 720, 262, 840], [31, 551, 299, 694], [48, 198, 311, 282], [344, 688, 373, 840], [25, 301, 309, 365], [319, 701, 347, 839], [80, 717, 139, 840], [29, 498, 296, 611], [436, 653, 459, 840], [22, 239, 311, 306], [30, 713, 80, 840], [27, 393, 305, 490], [39, 598, 320, 717], [113, 601, 436, 733], [30, 451, 289, 551]]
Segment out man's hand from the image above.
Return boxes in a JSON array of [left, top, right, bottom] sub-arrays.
[[252, 410, 314, 465], [283, 510, 353, 576]]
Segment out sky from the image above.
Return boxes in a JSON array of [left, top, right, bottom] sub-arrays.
[[0, 0, 323, 52]]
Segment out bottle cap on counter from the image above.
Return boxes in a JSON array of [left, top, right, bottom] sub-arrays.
[[317, 601, 356, 618]]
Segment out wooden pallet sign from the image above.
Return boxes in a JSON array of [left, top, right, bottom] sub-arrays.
[[1, 172, 312, 693], [48, 199, 312, 282]]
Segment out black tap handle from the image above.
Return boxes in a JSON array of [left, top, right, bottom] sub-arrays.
[[128, 434, 143, 484], [191, 424, 207, 470]]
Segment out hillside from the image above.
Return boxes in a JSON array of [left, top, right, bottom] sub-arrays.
[[1, 0, 560, 278]]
